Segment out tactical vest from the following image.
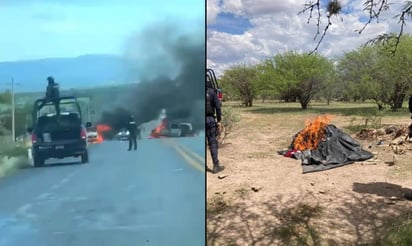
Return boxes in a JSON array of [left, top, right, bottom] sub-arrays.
[[206, 88, 214, 116], [52, 84, 60, 98]]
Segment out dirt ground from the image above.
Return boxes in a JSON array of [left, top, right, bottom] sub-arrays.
[[206, 109, 412, 246]]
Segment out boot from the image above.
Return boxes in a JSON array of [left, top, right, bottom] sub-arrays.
[[213, 162, 224, 174]]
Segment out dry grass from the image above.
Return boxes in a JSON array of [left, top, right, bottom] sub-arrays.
[[0, 135, 30, 177], [207, 101, 412, 245]]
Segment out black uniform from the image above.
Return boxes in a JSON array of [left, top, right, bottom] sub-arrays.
[[127, 115, 137, 151], [409, 95, 412, 118], [38, 76, 60, 115], [206, 80, 224, 173]]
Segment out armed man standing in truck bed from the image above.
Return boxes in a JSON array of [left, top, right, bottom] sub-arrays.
[[38, 76, 60, 115], [206, 76, 224, 174]]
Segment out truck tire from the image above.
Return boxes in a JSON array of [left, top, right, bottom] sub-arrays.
[[33, 156, 45, 167], [81, 152, 89, 163]]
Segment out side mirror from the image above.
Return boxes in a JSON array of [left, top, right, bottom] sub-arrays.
[[85, 122, 92, 128], [27, 127, 33, 133]]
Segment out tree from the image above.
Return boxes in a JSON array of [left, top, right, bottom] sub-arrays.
[[375, 35, 412, 111], [270, 51, 334, 109], [255, 60, 279, 102], [337, 46, 381, 103], [0, 90, 12, 104], [219, 64, 257, 107], [300, 0, 412, 53], [321, 72, 338, 105], [337, 35, 412, 111], [2, 103, 33, 137]]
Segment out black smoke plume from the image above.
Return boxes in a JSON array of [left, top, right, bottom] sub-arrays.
[[99, 20, 205, 133]]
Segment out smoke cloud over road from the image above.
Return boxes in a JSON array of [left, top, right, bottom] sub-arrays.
[[99, 20, 205, 132]]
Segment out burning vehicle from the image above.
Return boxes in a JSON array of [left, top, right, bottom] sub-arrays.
[[86, 126, 98, 143], [115, 128, 130, 141], [90, 124, 111, 144], [150, 120, 195, 138], [148, 109, 196, 138]]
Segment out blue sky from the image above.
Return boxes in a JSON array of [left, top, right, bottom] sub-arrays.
[[0, 0, 204, 62], [207, 0, 410, 75]]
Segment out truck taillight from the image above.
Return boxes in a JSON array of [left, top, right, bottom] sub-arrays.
[[31, 133, 37, 144], [81, 128, 87, 139], [217, 90, 223, 101]]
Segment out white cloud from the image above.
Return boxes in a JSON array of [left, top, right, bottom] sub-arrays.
[[207, 0, 412, 76], [207, 0, 221, 24]]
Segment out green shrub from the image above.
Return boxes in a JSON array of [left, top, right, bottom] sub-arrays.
[[3, 146, 28, 157], [218, 107, 241, 146], [381, 215, 412, 246]]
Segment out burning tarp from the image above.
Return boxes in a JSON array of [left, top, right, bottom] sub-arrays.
[[280, 115, 374, 173]]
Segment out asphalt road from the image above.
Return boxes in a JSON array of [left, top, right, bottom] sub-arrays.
[[0, 136, 205, 246]]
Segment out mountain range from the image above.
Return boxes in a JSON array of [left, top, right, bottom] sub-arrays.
[[0, 54, 134, 92]]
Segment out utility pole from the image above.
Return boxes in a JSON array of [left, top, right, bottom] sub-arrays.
[[11, 77, 15, 143], [88, 104, 91, 122]]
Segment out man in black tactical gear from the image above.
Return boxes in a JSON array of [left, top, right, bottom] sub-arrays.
[[206, 76, 224, 174], [38, 76, 60, 115], [409, 95, 412, 119], [127, 114, 138, 151]]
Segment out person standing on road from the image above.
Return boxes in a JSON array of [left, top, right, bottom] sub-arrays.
[[127, 114, 138, 151], [206, 77, 224, 174]]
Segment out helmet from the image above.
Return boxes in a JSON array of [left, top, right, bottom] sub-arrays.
[[47, 76, 55, 83]]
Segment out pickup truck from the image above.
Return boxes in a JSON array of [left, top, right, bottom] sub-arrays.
[[28, 96, 92, 167], [207, 68, 223, 104]]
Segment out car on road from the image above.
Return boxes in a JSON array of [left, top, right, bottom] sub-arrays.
[[169, 122, 195, 137], [115, 128, 130, 141], [29, 97, 91, 167], [86, 126, 98, 143]]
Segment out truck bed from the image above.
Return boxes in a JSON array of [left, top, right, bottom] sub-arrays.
[[36, 114, 82, 143]]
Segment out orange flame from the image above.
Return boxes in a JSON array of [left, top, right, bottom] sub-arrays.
[[95, 132, 104, 143], [149, 119, 167, 138], [96, 124, 112, 132], [292, 115, 333, 151], [93, 124, 112, 143]]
